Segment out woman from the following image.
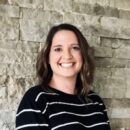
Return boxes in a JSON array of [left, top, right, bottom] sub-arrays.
[[16, 23, 111, 130]]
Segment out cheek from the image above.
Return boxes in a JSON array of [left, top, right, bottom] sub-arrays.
[[76, 53, 83, 62], [49, 52, 60, 64], [77, 54, 83, 67]]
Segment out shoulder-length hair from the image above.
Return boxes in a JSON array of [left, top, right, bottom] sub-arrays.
[[36, 23, 95, 96]]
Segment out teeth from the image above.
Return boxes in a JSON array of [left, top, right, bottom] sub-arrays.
[[60, 63, 73, 68]]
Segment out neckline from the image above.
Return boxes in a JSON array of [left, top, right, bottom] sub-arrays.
[[47, 85, 79, 97]]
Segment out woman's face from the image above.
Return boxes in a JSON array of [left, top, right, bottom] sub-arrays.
[[49, 30, 83, 79]]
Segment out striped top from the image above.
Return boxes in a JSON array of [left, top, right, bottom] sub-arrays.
[[16, 85, 111, 130]]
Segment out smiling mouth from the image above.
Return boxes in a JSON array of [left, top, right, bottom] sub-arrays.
[[59, 63, 74, 68]]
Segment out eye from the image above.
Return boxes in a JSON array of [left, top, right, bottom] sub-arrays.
[[72, 46, 80, 51], [54, 47, 62, 52]]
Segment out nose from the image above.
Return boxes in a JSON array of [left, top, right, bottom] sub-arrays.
[[63, 49, 72, 59]]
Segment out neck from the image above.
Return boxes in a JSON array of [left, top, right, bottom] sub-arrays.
[[49, 75, 77, 95]]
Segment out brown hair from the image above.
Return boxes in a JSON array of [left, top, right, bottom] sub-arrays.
[[36, 23, 95, 95]]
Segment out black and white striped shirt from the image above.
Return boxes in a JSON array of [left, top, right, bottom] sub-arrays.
[[16, 85, 111, 130]]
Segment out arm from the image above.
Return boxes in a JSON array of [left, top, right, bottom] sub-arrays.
[[87, 91, 111, 129], [16, 88, 50, 130]]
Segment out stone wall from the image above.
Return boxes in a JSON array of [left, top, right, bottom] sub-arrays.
[[0, 0, 130, 130]]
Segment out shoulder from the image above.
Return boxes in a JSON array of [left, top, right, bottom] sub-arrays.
[[22, 85, 43, 101], [18, 85, 43, 106], [17, 85, 47, 113], [87, 90, 104, 104]]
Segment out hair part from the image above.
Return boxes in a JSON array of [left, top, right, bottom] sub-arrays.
[[36, 23, 95, 96]]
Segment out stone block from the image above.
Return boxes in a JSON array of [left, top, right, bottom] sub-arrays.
[[100, 17, 130, 39], [6, 76, 17, 97], [64, 13, 101, 30], [20, 19, 49, 42], [100, 37, 113, 47], [86, 0, 97, 5], [125, 69, 130, 98], [13, 63, 36, 76], [21, 8, 63, 23], [103, 6, 119, 17], [63, 13, 86, 26], [110, 108, 130, 118], [0, 75, 7, 85], [85, 35, 100, 47], [110, 118, 130, 130], [117, 39, 130, 48], [87, 0, 110, 6], [6, 64, 15, 76], [94, 0, 110, 6], [94, 77, 126, 98], [0, 40, 39, 53], [95, 67, 112, 78], [95, 58, 130, 68], [94, 46, 113, 58], [0, 64, 7, 75], [0, 86, 7, 99], [8, 0, 44, 8], [113, 48, 130, 59], [111, 68, 125, 79], [0, 0, 7, 4], [81, 25, 100, 36], [0, 17, 19, 40], [44, 0, 72, 12], [6, 77, 37, 111], [23, 52, 37, 64], [119, 9, 130, 20], [72, 2, 94, 14], [17, 41, 40, 53], [111, 38, 130, 59], [0, 5, 19, 18], [100, 17, 120, 37], [0, 111, 15, 130], [73, 2, 119, 18], [0, 40, 18, 49], [104, 98, 130, 108], [114, 0, 130, 10], [0, 49, 24, 63]]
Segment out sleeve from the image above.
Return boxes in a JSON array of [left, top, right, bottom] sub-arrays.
[[88, 91, 111, 129], [98, 97, 111, 130], [16, 88, 50, 130]]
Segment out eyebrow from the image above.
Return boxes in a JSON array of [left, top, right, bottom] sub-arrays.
[[52, 43, 79, 48]]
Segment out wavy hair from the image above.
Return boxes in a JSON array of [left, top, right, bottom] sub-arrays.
[[36, 23, 95, 95]]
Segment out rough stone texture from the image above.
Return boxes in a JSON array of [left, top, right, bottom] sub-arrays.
[[0, 17, 19, 40], [119, 9, 130, 20], [44, 0, 72, 12], [0, 5, 19, 18], [8, 0, 44, 8], [72, 2, 119, 18], [0, 0, 130, 129]]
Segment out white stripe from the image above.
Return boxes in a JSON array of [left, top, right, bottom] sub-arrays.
[[16, 109, 41, 117], [51, 121, 108, 130], [42, 101, 100, 114], [88, 93, 98, 96], [16, 123, 49, 130], [42, 103, 49, 114], [104, 109, 107, 112], [107, 120, 110, 123], [35, 92, 58, 102], [49, 111, 104, 119], [49, 101, 99, 106]]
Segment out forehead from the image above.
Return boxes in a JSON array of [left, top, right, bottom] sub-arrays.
[[52, 30, 78, 45]]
